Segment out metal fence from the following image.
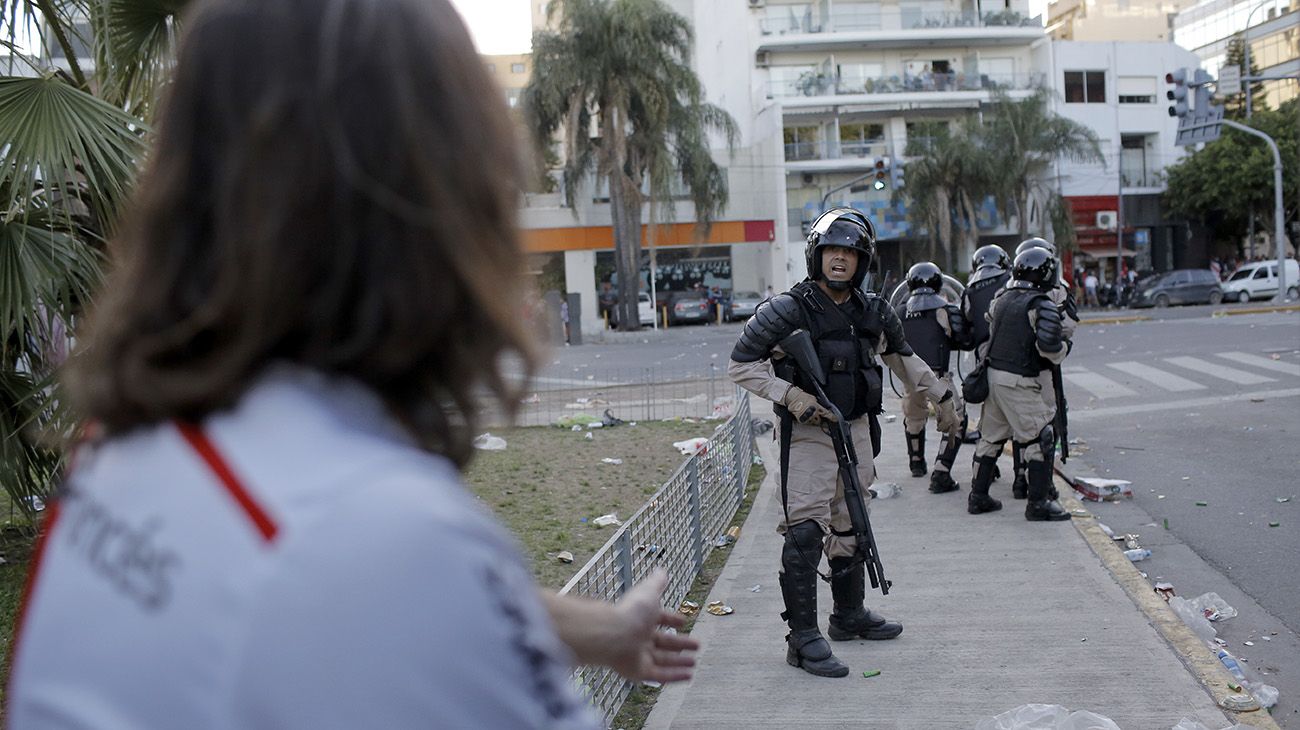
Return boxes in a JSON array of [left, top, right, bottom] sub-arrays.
[[490, 366, 733, 428], [559, 386, 755, 725]]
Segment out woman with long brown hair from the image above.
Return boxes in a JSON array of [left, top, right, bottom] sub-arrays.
[[7, 0, 695, 725]]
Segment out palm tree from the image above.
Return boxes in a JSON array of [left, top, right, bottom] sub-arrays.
[[523, 0, 737, 331], [0, 1, 185, 526], [984, 89, 1103, 240], [901, 119, 995, 272]]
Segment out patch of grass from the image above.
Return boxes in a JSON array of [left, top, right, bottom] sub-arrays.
[[609, 462, 764, 730], [0, 525, 37, 717], [463, 420, 721, 590]]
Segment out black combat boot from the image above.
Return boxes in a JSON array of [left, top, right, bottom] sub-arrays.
[[1024, 458, 1071, 521], [1011, 442, 1028, 499], [827, 556, 903, 641], [929, 430, 962, 493], [780, 522, 848, 677], [906, 431, 926, 477], [967, 454, 1003, 514]]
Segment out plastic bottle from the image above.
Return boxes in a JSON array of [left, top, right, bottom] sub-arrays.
[[1123, 548, 1151, 562], [1217, 649, 1247, 681]]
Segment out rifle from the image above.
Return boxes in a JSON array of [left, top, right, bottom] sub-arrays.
[[779, 330, 891, 596], [1051, 363, 1069, 462]]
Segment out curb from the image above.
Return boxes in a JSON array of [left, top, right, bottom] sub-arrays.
[[1078, 315, 1151, 326], [1216, 304, 1300, 316], [1053, 470, 1283, 730]]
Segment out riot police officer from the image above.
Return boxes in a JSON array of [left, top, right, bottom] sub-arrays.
[[959, 244, 1011, 452], [895, 262, 971, 494], [968, 248, 1072, 521], [729, 208, 959, 677], [1000, 237, 1077, 498]]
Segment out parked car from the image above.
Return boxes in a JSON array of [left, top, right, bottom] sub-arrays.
[[1129, 268, 1222, 308], [668, 293, 710, 325], [727, 291, 765, 322], [637, 292, 656, 326], [1220, 259, 1300, 303]]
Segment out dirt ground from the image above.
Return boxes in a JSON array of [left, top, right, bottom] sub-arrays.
[[463, 419, 724, 590]]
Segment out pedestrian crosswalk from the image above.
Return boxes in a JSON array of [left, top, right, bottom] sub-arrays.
[[1060, 351, 1296, 400]]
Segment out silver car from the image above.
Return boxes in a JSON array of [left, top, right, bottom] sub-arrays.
[[727, 291, 765, 322]]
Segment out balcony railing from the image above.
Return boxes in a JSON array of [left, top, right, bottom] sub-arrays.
[[783, 138, 890, 162], [769, 71, 1044, 99], [759, 8, 1041, 35], [1121, 170, 1162, 188]]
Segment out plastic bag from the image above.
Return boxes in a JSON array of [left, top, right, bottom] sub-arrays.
[[1187, 592, 1237, 621], [471, 433, 507, 451], [1168, 596, 1217, 644], [672, 437, 710, 456], [974, 704, 1120, 730]]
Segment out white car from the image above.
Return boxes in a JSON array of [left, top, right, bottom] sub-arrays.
[[1221, 259, 1299, 303], [637, 292, 656, 326]]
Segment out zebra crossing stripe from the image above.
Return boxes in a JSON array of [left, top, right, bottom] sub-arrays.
[[1061, 370, 1137, 399], [1163, 356, 1275, 385], [1216, 352, 1300, 377], [1106, 361, 1207, 392]]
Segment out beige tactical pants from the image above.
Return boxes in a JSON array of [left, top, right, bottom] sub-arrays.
[[973, 367, 1056, 462], [778, 418, 875, 560], [902, 371, 965, 434]]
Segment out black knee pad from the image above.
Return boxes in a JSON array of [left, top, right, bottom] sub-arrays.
[[783, 520, 825, 570]]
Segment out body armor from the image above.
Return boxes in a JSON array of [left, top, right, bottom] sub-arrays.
[[986, 288, 1052, 376], [963, 270, 1010, 347], [896, 301, 950, 372]]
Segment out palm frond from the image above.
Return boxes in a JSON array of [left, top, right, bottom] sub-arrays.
[[0, 74, 146, 230]]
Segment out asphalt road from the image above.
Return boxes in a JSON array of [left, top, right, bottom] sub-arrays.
[[1058, 305, 1300, 727]]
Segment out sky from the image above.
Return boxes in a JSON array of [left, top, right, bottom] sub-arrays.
[[448, 0, 534, 55]]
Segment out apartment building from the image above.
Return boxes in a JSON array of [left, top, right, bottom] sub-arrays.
[[483, 53, 533, 109], [1047, 0, 1199, 42], [1042, 41, 1204, 277]]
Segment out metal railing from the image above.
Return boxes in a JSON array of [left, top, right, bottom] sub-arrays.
[[559, 386, 755, 724], [769, 71, 1044, 99], [493, 366, 733, 428], [783, 138, 889, 162], [759, 8, 1041, 35]]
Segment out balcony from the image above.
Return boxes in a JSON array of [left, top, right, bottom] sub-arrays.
[[757, 8, 1043, 52], [785, 138, 890, 162], [769, 71, 1045, 103]]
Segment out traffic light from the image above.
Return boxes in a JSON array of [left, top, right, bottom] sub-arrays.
[[1165, 68, 1189, 118], [890, 161, 905, 190], [1193, 68, 1213, 113], [873, 157, 888, 190]]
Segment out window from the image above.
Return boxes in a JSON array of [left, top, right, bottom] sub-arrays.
[[1064, 70, 1106, 103], [1118, 76, 1156, 104], [1252, 267, 1269, 280], [485, 63, 495, 74], [839, 122, 884, 157], [784, 125, 822, 160], [511, 63, 526, 73]]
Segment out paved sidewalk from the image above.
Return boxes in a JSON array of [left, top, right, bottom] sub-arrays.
[[646, 394, 1268, 729]]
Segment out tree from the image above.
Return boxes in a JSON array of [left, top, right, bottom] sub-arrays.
[[523, 0, 737, 330], [900, 118, 996, 272], [1164, 99, 1298, 249], [1, 1, 185, 527], [984, 89, 1103, 240], [1219, 35, 1268, 120]]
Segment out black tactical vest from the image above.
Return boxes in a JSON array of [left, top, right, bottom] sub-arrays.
[[896, 303, 949, 372], [986, 287, 1050, 376], [781, 282, 883, 422], [963, 270, 1010, 347]]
